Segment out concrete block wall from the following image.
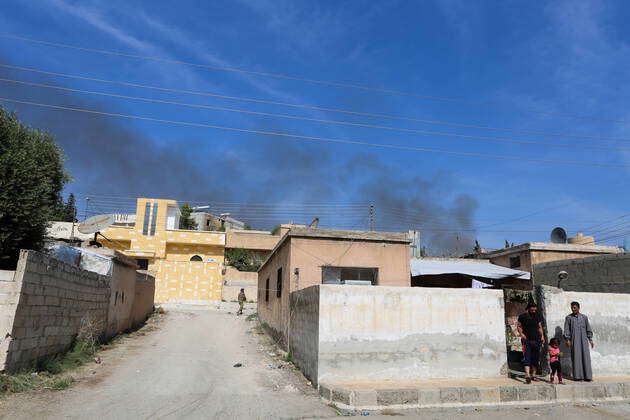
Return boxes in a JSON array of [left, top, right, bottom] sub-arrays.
[[1, 250, 111, 372], [533, 253, 630, 293], [538, 285, 630, 378], [288, 285, 319, 384], [289, 285, 507, 386]]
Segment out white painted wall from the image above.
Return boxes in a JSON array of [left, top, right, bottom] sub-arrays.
[[315, 285, 507, 383], [540, 286, 630, 377]]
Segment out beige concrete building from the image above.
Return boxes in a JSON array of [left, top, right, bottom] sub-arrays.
[[257, 228, 410, 347], [221, 229, 281, 302], [477, 241, 622, 273], [225, 229, 279, 260]]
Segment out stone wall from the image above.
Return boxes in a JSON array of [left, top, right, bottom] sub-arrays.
[[537, 285, 630, 378], [533, 253, 630, 293], [288, 285, 319, 384], [1, 250, 110, 372], [288, 285, 507, 386]]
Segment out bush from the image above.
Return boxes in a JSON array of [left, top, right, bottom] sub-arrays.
[[0, 373, 36, 393], [225, 248, 263, 272]]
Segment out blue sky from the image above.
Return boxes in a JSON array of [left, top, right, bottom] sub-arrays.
[[1, 0, 629, 253]]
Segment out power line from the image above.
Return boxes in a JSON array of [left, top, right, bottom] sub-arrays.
[[1, 35, 627, 124], [2, 96, 629, 168], [3, 63, 630, 144], [582, 213, 630, 235], [4, 77, 630, 152]]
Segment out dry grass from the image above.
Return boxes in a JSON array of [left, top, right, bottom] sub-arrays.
[[1, 311, 164, 395]]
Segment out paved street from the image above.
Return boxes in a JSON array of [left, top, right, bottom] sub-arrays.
[[1, 308, 630, 419]]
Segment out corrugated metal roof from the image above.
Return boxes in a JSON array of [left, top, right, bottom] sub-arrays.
[[410, 258, 530, 280]]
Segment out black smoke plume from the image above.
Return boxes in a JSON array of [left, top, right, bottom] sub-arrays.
[[0, 65, 477, 255]]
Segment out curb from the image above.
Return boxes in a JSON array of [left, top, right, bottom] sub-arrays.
[[319, 381, 630, 411]]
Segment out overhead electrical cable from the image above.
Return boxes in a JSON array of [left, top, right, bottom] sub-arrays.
[[4, 78, 630, 152], [1, 97, 628, 168], [1, 35, 627, 124], [3, 63, 630, 144], [581, 213, 630, 235]]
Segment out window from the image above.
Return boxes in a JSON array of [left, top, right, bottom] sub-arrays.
[[190, 255, 203, 262], [322, 266, 378, 285], [136, 259, 149, 270], [121, 292, 125, 303], [142, 202, 159, 236], [276, 267, 283, 298], [265, 278, 270, 302], [509, 255, 521, 269], [114, 291, 119, 305]]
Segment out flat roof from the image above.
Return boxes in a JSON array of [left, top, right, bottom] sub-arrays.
[[287, 227, 410, 243], [257, 228, 410, 272], [479, 242, 622, 259]]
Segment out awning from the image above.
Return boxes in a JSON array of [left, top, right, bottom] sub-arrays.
[[410, 258, 530, 281]]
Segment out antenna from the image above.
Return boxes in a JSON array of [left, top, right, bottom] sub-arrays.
[[550, 227, 568, 244], [369, 204, 375, 231]]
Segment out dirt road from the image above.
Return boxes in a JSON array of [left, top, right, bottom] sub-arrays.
[[3, 308, 630, 419], [0, 307, 336, 419]]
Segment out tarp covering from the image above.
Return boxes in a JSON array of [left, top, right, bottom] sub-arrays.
[[48, 245, 113, 276], [410, 258, 530, 280]]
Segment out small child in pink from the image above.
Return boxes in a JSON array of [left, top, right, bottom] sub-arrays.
[[549, 338, 563, 384]]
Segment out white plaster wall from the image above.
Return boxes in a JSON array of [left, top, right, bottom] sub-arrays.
[[540, 286, 630, 377], [0, 272, 19, 371], [317, 285, 507, 383]]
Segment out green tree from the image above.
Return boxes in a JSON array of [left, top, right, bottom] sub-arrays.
[[179, 203, 198, 230], [60, 193, 77, 222], [0, 106, 69, 269], [225, 248, 263, 272]]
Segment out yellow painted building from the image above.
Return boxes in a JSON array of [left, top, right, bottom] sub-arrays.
[[98, 198, 225, 304]]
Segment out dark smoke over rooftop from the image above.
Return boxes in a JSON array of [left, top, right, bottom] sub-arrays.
[[0, 64, 478, 255]]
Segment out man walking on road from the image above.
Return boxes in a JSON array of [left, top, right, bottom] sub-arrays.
[[237, 288, 246, 316], [564, 301, 594, 381], [517, 302, 546, 384]]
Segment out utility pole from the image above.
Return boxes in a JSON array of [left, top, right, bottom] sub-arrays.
[[369, 204, 375, 231], [83, 197, 90, 221]]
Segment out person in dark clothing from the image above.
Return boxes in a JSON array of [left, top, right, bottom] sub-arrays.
[[517, 302, 546, 384], [237, 288, 246, 316]]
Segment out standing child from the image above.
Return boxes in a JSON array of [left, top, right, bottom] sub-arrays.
[[549, 338, 564, 384]]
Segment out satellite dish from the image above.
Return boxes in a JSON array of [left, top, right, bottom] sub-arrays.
[[550, 227, 567, 244], [78, 214, 115, 234]]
